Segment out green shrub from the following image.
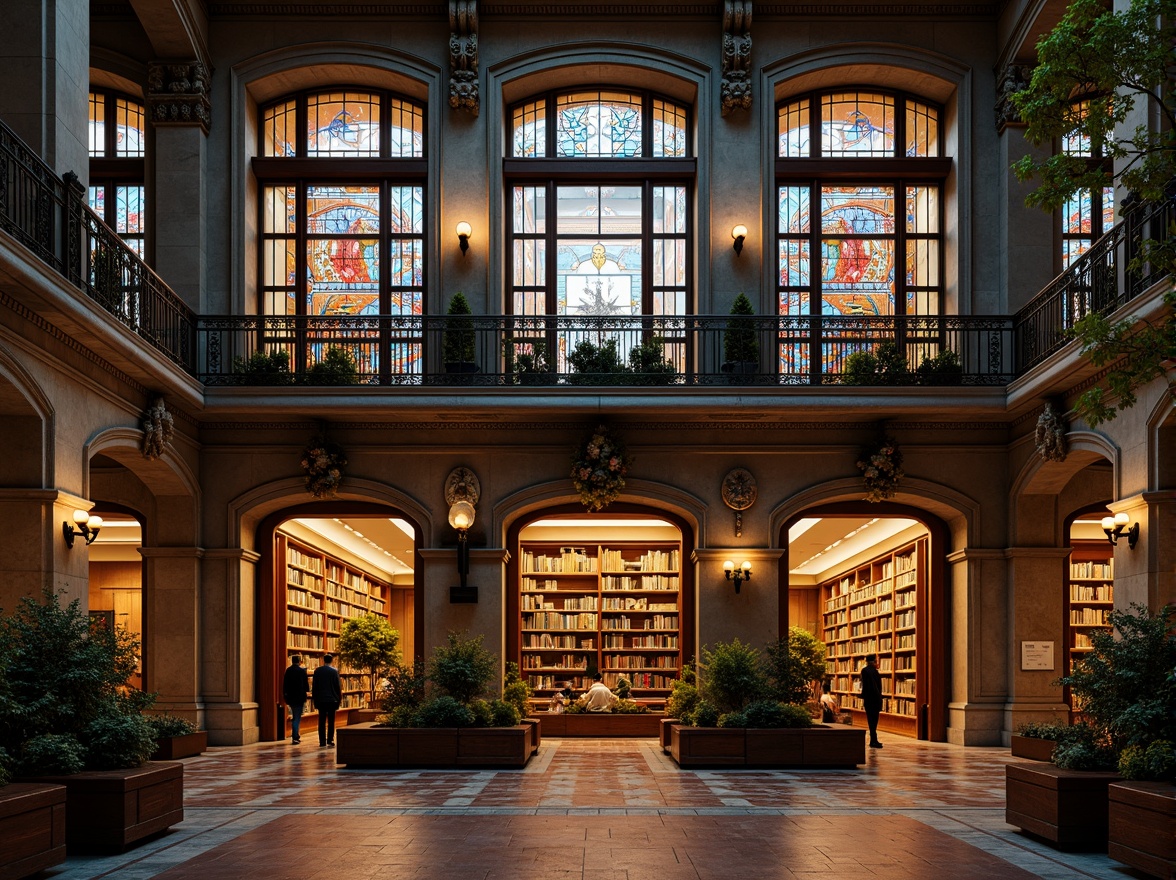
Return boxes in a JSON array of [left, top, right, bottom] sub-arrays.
[[428, 632, 498, 704], [19, 733, 86, 776], [443, 292, 476, 365], [718, 711, 747, 728], [690, 700, 720, 728], [233, 350, 293, 385], [567, 338, 627, 384], [841, 341, 908, 385], [1052, 722, 1117, 770], [611, 699, 650, 714], [763, 628, 827, 706], [378, 704, 419, 728], [379, 660, 427, 714], [83, 709, 157, 770], [700, 638, 766, 713], [468, 699, 494, 727], [413, 696, 474, 728], [1017, 721, 1067, 740], [626, 337, 676, 385], [0, 746, 12, 786], [741, 699, 786, 729], [774, 703, 815, 729], [666, 681, 698, 720], [1118, 740, 1176, 781], [146, 713, 197, 738], [564, 700, 586, 715], [502, 661, 534, 719], [306, 346, 360, 385], [915, 349, 963, 385], [489, 699, 522, 727], [723, 293, 759, 364]]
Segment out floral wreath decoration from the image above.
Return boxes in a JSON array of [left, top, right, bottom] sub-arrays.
[[302, 434, 348, 499], [571, 424, 632, 512], [857, 434, 904, 503]]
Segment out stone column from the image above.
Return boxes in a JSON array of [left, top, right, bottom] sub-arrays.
[[0, 489, 93, 612], [139, 546, 204, 726], [692, 548, 784, 650], [1111, 491, 1176, 610], [146, 62, 211, 312], [200, 547, 260, 745], [419, 546, 509, 664], [945, 547, 1007, 745], [0, 0, 89, 180]]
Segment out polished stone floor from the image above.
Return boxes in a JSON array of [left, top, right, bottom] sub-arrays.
[[45, 736, 1143, 880]]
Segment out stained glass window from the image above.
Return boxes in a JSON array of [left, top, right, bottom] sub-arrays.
[[1059, 100, 1114, 268], [88, 90, 146, 254], [777, 90, 939, 159]]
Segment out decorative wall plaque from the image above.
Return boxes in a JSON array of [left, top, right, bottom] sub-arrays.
[[722, 467, 757, 537]]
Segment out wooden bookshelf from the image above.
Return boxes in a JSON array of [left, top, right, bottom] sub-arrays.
[[820, 537, 927, 738], [1066, 541, 1114, 680], [280, 533, 391, 713], [518, 541, 682, 697]]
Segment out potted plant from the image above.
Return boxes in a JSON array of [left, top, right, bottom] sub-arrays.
[[1012, 721, 1067, 762], [507, 340, 553, 385], [841, 341, 908, 385], [306, 346, 360, 385], [722, 293, 760, 380], [914, 349, 963, 385], [0, 589, 184, 850], [626, 336, 676, 385], [567, 337, 627, 385], [442, 292, 478, 374], [336, 613, 401, 717], [233, 349, 294, 385], [146, 714, 207, 760]]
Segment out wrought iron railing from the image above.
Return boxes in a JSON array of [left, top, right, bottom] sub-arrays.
[[196, 313, 1015, 387]]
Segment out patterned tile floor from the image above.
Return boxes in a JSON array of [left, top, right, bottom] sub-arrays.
[[46, 736, 1143, 880]]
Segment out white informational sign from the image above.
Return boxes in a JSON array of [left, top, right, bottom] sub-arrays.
[[1021, 641, 1055, 671]]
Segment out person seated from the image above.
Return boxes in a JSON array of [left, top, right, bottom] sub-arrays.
[[548, 680, 575, 713], [578, 673, 617, 712], [819, 680, 839, 723]]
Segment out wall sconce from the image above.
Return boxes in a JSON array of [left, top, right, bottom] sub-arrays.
[[456, 221, 472, 256], [63, 509, 103, 548], [445, 466, 481, 601], [723, 560, 752, 593], [731, 224, 747, 256], [1101, 512, 1139, 549]]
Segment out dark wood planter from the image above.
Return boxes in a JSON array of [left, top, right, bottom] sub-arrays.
[[660, 717, 677, 750], [668, 724, 865, 768], [335, 723, 533, 768], [347, 708, 382, 725], [1010, 735, 1056, 762], [0, 783, 66, 880], [1108, 781, 1176, 879], [1005, 762, 1122, 850], [23, 762, 183, 851], [522, 717, 542, 753], [151, 731, 208, 760], [536, 712, 662, 737]]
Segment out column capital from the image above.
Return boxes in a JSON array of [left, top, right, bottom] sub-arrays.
[[995, 61, 1034, 134], [147, 61, 211, 135]]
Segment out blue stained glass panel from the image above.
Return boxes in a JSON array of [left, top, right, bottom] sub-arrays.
[[777, 99, 810, 158], [821, 187, 894, 235], [779, 240, 810, 289], [306, 186, 380, 234], [822, 93, 895, 157], [778, 187, 811, 233], [513, 100, 546, 158], [88, 187, 104, 215], [307, 92, 380, 157], [1102, 186, 1115, 228], [555, 92, 643, 158]]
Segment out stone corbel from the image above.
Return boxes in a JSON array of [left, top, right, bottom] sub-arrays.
[[994, 61, 1034, 134], [449, 0, 479, 116], [147, 61, 212, 135], [721, 1, 752, 117]]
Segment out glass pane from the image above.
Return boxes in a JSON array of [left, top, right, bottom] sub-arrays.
[[388, 186, 424, 234], [822, 92, 895, 157], [115, 186, 144, 234], [821, 186, 894, 234], [264, 290, 296, 315], [778, 186, 811, 234], [906, 240, 939, 287], [652, 99, 688, 158], [513, 288, 547, 316], [1064, 191, 1092, 235], [306, 185, 380, 234], [1102, 186, 1115, 230], [653, 288, 686, 315], [779, 341, 810, 376], [513, 186, 546, 235], [555, 91, 643, 158], [779, 290, 809, 316], [513, 100, 546, 158], [388, 238, 423, 290], [778, 98, 810, 158], [652, 238, 686, 287], [307, 92, 380, 157], [653, 186, 687, 234], [263, 186, 297, 234], [821, 186, 895, 316], [306, 185, 380, 316], [906, 186, 940, 233], [906, 290, 938, 315], [88, 186, 104, 215], [387, 99, 424, 158], [1063, 239, 1090, 267], [264, 99, 297, 157], [1062, 101, 1091, 157], [89, 93, 105, 157], [779, 240, 810, 289], [558, 239, 641, 315], [115, 98, 145, 158], [263, 239, 296, 287], [514, 239, 546, 289], [905, 100, 938, 157], [556, 185, 641, 235]]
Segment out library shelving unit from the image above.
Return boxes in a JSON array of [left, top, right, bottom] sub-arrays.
[[1066, 540, 1114, 680], [820, 537, 928, 738], [280, 533, 391, 715], [517, 541, 682, 702]]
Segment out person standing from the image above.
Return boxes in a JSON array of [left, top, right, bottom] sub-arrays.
[[312, 653, 343, 747], [282, 655, 310, 744], [860, 653, 884, 748]]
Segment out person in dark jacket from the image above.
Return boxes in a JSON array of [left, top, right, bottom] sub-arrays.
[[860, 653, 884, 748], [282, 655, 310, 744], [312, 653, 343, 747]]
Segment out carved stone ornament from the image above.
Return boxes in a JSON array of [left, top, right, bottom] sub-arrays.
[[994, 62, 1033, 133], [445, 465, 481, 507], [140, 397, 175, 460], [721, 1, 752, 117], [1034, 401, 1069, 462], [147, 62, 212, 134], [722, 467, 757, 538], [449, 1, 479, 115]]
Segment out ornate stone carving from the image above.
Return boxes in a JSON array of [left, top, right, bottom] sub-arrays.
[[1034, 401, 1068, 462], [449, 1, 479, 115], [141, 398, 175, 460], [721, 1, 752, 117], [147, 62, 212, 134], [722, 467, 757, 537], [995, 62, 1033, 133], [445, 465, 482, 506]]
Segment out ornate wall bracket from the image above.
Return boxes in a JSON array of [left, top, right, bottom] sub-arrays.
[[721, 1, 752, 117], [994, 62, 1033, 134], [722, 467, 757, 537], [147, 62, 212, 134], [449, 1, 479, 115]]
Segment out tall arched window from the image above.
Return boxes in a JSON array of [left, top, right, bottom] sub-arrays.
[[88, 90, 146, 255], [775, 89, 951, 378]]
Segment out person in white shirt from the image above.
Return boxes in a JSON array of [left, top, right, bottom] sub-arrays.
[[579, 673, 617, 712]]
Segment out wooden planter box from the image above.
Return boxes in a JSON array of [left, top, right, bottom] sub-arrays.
[[536, 712, 662, 737], [522, 717, 542, 753], [668, 724, 864, 768], [347, 708, 382, 725], [0, 783, 66, 880], [660, 717, 677, 750], [1005, 762, 1122, 850], [335, 723, 533, 768], [23, 762, 183, 850], [151, 731, 208, 761], [1010, 735, 1056, 762], [1108, 781, 1176, 879]]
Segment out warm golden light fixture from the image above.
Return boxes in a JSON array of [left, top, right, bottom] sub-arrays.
[[63, 508, 103, 548], [456, 220, 472, 255], [1101, 511, 1139, 549], [723, 559, 752, 593], [731, 224, 748, 256]]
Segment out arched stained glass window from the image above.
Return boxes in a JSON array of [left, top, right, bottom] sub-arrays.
[[88, 90, 146, 255]]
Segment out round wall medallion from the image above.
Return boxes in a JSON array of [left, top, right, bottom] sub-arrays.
[[722, 468, 757, 511]]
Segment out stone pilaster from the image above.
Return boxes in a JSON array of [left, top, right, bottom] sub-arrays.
[[0, 489, 94, 612], [200, 547, 260, 745], [1110, 491, 1176, 610], [139, 546, 204, 723], [945, 547, 1007, 745]]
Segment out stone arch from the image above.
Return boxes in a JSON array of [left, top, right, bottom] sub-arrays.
[[1010, 431, 1117, 546], [0, 340, 53, 487]]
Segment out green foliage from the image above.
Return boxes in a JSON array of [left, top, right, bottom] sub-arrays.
[[1118, 740, 1176, 781], [626, 337, 676, 385], [0, 588, 155, 773], [610, 698, 650, 714], [502, 661, 534, 719], [19, 733, 86, 776], [567, 338, 627, 384], [233, 350, 293, 385], [443, 292, 477, 365], [915, 349, 963, 385], [489, 699, 522, 727], [689, 700, 720, 728], [1058, 604, 1176, 751], [1052, 722, 1118, 770], [774, 703, 816, 729], [666, 680, 699, 720], [413, 695, 474, 728], [0, 746, 12, 786], [379, 660, 427, 714], [1017, 721, 1067, 741], [717, 711, 747, 728], [82, 709, 157, 770], [724, 293, 760, 364], [146, 713, 197, 738], [507, 340, 551, 383], [612, 676, 632, 700], [468, 699, 494, 727], [427, 632, 498, 705], [379, 704, 419, 728], [763, 628, 828, 706], [337, 614, 401, 706], [699, 639, 767, 714], [841, 342, 908, 385], [742, 699, 788, 729], [306, 346, 360, 385]]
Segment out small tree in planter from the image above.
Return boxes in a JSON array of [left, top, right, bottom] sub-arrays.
[[698, 638, 767, 716], [427, 631, 498, 705], [306, 346, 361, 385], [762, 627, 828, 708], [567, 337, 627, 385], [233, 350, 294, 385], [626, 336, 676, 385], [337, 614, 401, 708], [442, 292, 478, 373], [722, 293, 760, 378]]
